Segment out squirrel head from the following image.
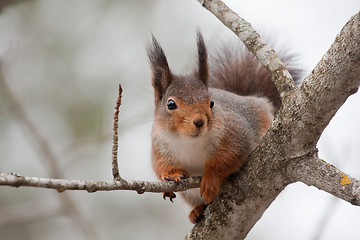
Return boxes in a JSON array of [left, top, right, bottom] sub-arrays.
[[147, 32, 215, 139]]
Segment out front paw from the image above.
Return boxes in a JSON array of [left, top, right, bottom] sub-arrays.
[[161, 170, 188, 182], [200, 174, 221, 204]]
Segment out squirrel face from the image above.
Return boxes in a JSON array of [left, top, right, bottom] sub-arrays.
[[163, 95, 214, 139], [148, 32, 212, 139], [154, 74, 215, 139]]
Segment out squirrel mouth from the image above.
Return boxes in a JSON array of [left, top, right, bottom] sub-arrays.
[[190, 133, 201, 138]]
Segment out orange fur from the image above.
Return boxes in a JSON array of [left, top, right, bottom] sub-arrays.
[[201, 142, 244, 203], [165, 97, 213, 138]]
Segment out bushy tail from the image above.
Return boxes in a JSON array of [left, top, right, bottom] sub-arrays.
[[209, 43, 303, 110]]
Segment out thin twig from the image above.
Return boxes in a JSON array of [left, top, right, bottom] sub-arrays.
[[112, 83, 122, 181]]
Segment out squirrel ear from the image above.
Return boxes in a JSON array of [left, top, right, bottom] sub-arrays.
[[147, 35, 172, 104], [197, 31, 209, 87], [152, 67, 166, 104]]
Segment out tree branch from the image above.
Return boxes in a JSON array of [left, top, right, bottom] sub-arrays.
[[0, 172, 201, 194], [296, 12, 360, 143], [287, 157, 360, 206], [198, 0, 296, 102]]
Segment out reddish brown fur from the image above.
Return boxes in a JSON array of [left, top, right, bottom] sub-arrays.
[[168, 98, 213, 137], [189, 204, 207, 224], [201, 142, 243, 203], [147, 32, 302, 224]]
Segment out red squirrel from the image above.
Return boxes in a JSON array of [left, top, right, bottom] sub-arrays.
[[147, 32, 301, 224]]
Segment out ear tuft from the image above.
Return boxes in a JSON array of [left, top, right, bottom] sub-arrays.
[[147, 35, 172, 104], [197, 30, 209, 87], [147, 35, 170, 73]]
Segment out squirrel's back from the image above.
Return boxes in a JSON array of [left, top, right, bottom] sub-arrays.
[[209, 43, 302, 110]]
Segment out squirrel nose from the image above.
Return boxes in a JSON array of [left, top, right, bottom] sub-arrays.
[[193, 118, 205, 128]]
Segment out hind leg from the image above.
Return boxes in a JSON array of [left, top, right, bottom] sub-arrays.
[[189, 204, 207, 224]]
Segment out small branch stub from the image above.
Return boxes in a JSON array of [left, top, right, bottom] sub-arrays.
[[287, 157, 360, 206], [112, 83, 123, 181]]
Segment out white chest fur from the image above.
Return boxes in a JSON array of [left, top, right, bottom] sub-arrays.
[[154, 130, 213, 176]]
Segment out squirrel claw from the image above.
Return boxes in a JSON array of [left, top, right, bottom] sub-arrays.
[[161, 171, 188, 183], [162, 192, 176, 202]]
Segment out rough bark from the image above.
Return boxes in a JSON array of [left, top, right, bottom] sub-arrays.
[[288, 157, 360, 206]]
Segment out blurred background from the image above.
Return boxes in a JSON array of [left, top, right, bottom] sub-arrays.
[[0, 0, 359, 239]]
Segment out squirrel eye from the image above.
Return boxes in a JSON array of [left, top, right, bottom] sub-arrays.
[[167, 99, 178, 110], [210, 100, 214, 108]]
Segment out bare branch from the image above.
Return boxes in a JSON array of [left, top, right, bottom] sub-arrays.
[[0, 172, 201, 194], [287, 157, 360, 206], [198, 0, 296, 102], [296, 11, 360, 142], [112, 83, 123, 181]]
